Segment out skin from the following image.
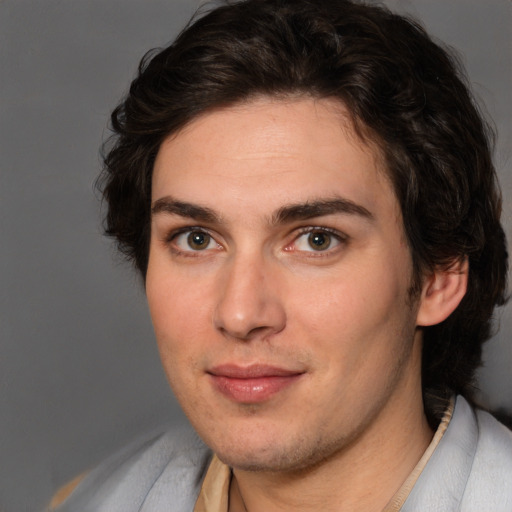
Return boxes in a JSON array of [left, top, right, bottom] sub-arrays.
[[146, 97, 462, 511]]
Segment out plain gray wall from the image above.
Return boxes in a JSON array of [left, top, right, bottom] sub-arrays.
[[1, 1, 510, 511]]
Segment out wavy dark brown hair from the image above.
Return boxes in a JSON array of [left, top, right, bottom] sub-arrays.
[[99, 0, 508, 423]]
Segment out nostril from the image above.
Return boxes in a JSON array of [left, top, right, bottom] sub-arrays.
[[213, 298, 287, 341], [227, 324, 284, 342], [212, 257, 287, 340]]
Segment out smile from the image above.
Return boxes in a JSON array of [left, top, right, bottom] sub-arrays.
[[207, 364, 305, 404]]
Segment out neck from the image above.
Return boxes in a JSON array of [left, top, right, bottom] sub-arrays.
[[229, 350, 433, 512]]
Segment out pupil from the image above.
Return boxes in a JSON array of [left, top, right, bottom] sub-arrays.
[[309, 232, 330, 250], [188, 231, 209, 249]]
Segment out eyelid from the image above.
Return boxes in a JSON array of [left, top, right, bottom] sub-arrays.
[[164, 225, 207, 243], [161, 224, 347, 256], [295, 225, 347, 238], [287, 226, 348, 254], [164, 226, 223, 254]]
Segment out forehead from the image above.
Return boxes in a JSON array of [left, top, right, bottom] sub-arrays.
[[152, 96, 398, 223]]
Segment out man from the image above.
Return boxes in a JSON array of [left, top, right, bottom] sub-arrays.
[[52, 0, 512, 510]]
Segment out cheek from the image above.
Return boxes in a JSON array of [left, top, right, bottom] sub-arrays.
[[292, 265, 405, 331], [288, 259, 413, 376], [146, 272, 209, 403], [146, 263, 212, 358]]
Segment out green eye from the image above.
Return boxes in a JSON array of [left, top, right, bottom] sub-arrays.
[[308, 232, 331, 251], [187, 231, 211, 250]]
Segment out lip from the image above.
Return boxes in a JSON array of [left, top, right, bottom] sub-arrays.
[[207, 364, 304, 404]]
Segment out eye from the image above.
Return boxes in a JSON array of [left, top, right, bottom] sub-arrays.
[[293, 229, 343, 252], [173, 229, 218, 252]]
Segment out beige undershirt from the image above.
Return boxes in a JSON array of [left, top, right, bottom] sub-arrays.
[[194, 399, 454, 512]]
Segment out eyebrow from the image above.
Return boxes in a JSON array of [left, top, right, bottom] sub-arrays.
[[151, 195, 373, 225], [151, 196, 221, 223], [272, 198, 374, 224]]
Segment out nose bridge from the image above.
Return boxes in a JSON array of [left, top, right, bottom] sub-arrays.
[[213, 248, 286, 340]]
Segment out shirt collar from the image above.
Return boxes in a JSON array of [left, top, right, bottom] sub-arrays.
[[194, 399, 455, 512]]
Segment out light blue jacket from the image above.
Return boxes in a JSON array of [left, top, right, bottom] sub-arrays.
[[55, 396, 512, 511]]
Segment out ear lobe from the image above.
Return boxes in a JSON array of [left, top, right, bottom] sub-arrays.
[[416, 258, 468, 327]]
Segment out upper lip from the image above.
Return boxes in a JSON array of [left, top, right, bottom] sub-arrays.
[[208, 364, 304, 378]]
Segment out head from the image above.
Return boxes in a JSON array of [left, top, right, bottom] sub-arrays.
[[100, 0, 507, 431]]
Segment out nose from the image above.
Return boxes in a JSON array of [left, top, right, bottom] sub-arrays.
[[213, 253, 286, 341]]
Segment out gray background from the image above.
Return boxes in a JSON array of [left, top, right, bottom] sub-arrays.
[[1, 1, 510, 511]]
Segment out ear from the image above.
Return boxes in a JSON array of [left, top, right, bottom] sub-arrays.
[[416, 258, 468, 327]]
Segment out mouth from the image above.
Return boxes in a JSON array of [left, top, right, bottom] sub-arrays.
[[207, 364, 305, 404]]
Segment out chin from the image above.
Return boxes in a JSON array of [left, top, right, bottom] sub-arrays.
[[216, 447, 304, 473], [208, 428, 347, 473]]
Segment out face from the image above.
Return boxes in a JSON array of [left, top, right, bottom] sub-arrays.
[[146, 97, 425, 472]]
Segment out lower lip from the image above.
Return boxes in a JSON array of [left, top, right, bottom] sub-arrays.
[[209, 374, 302, 403]]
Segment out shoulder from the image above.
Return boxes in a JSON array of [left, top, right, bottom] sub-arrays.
[[474, 402, 512, 461], [461, 402, 512, 510], [51, 424, 212, 512], [403, 395, 512, 512]]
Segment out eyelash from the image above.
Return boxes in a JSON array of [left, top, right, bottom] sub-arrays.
[[290, 226, 348, 256], [164, 226, 220, 257], [163, 226, 348, 257]]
